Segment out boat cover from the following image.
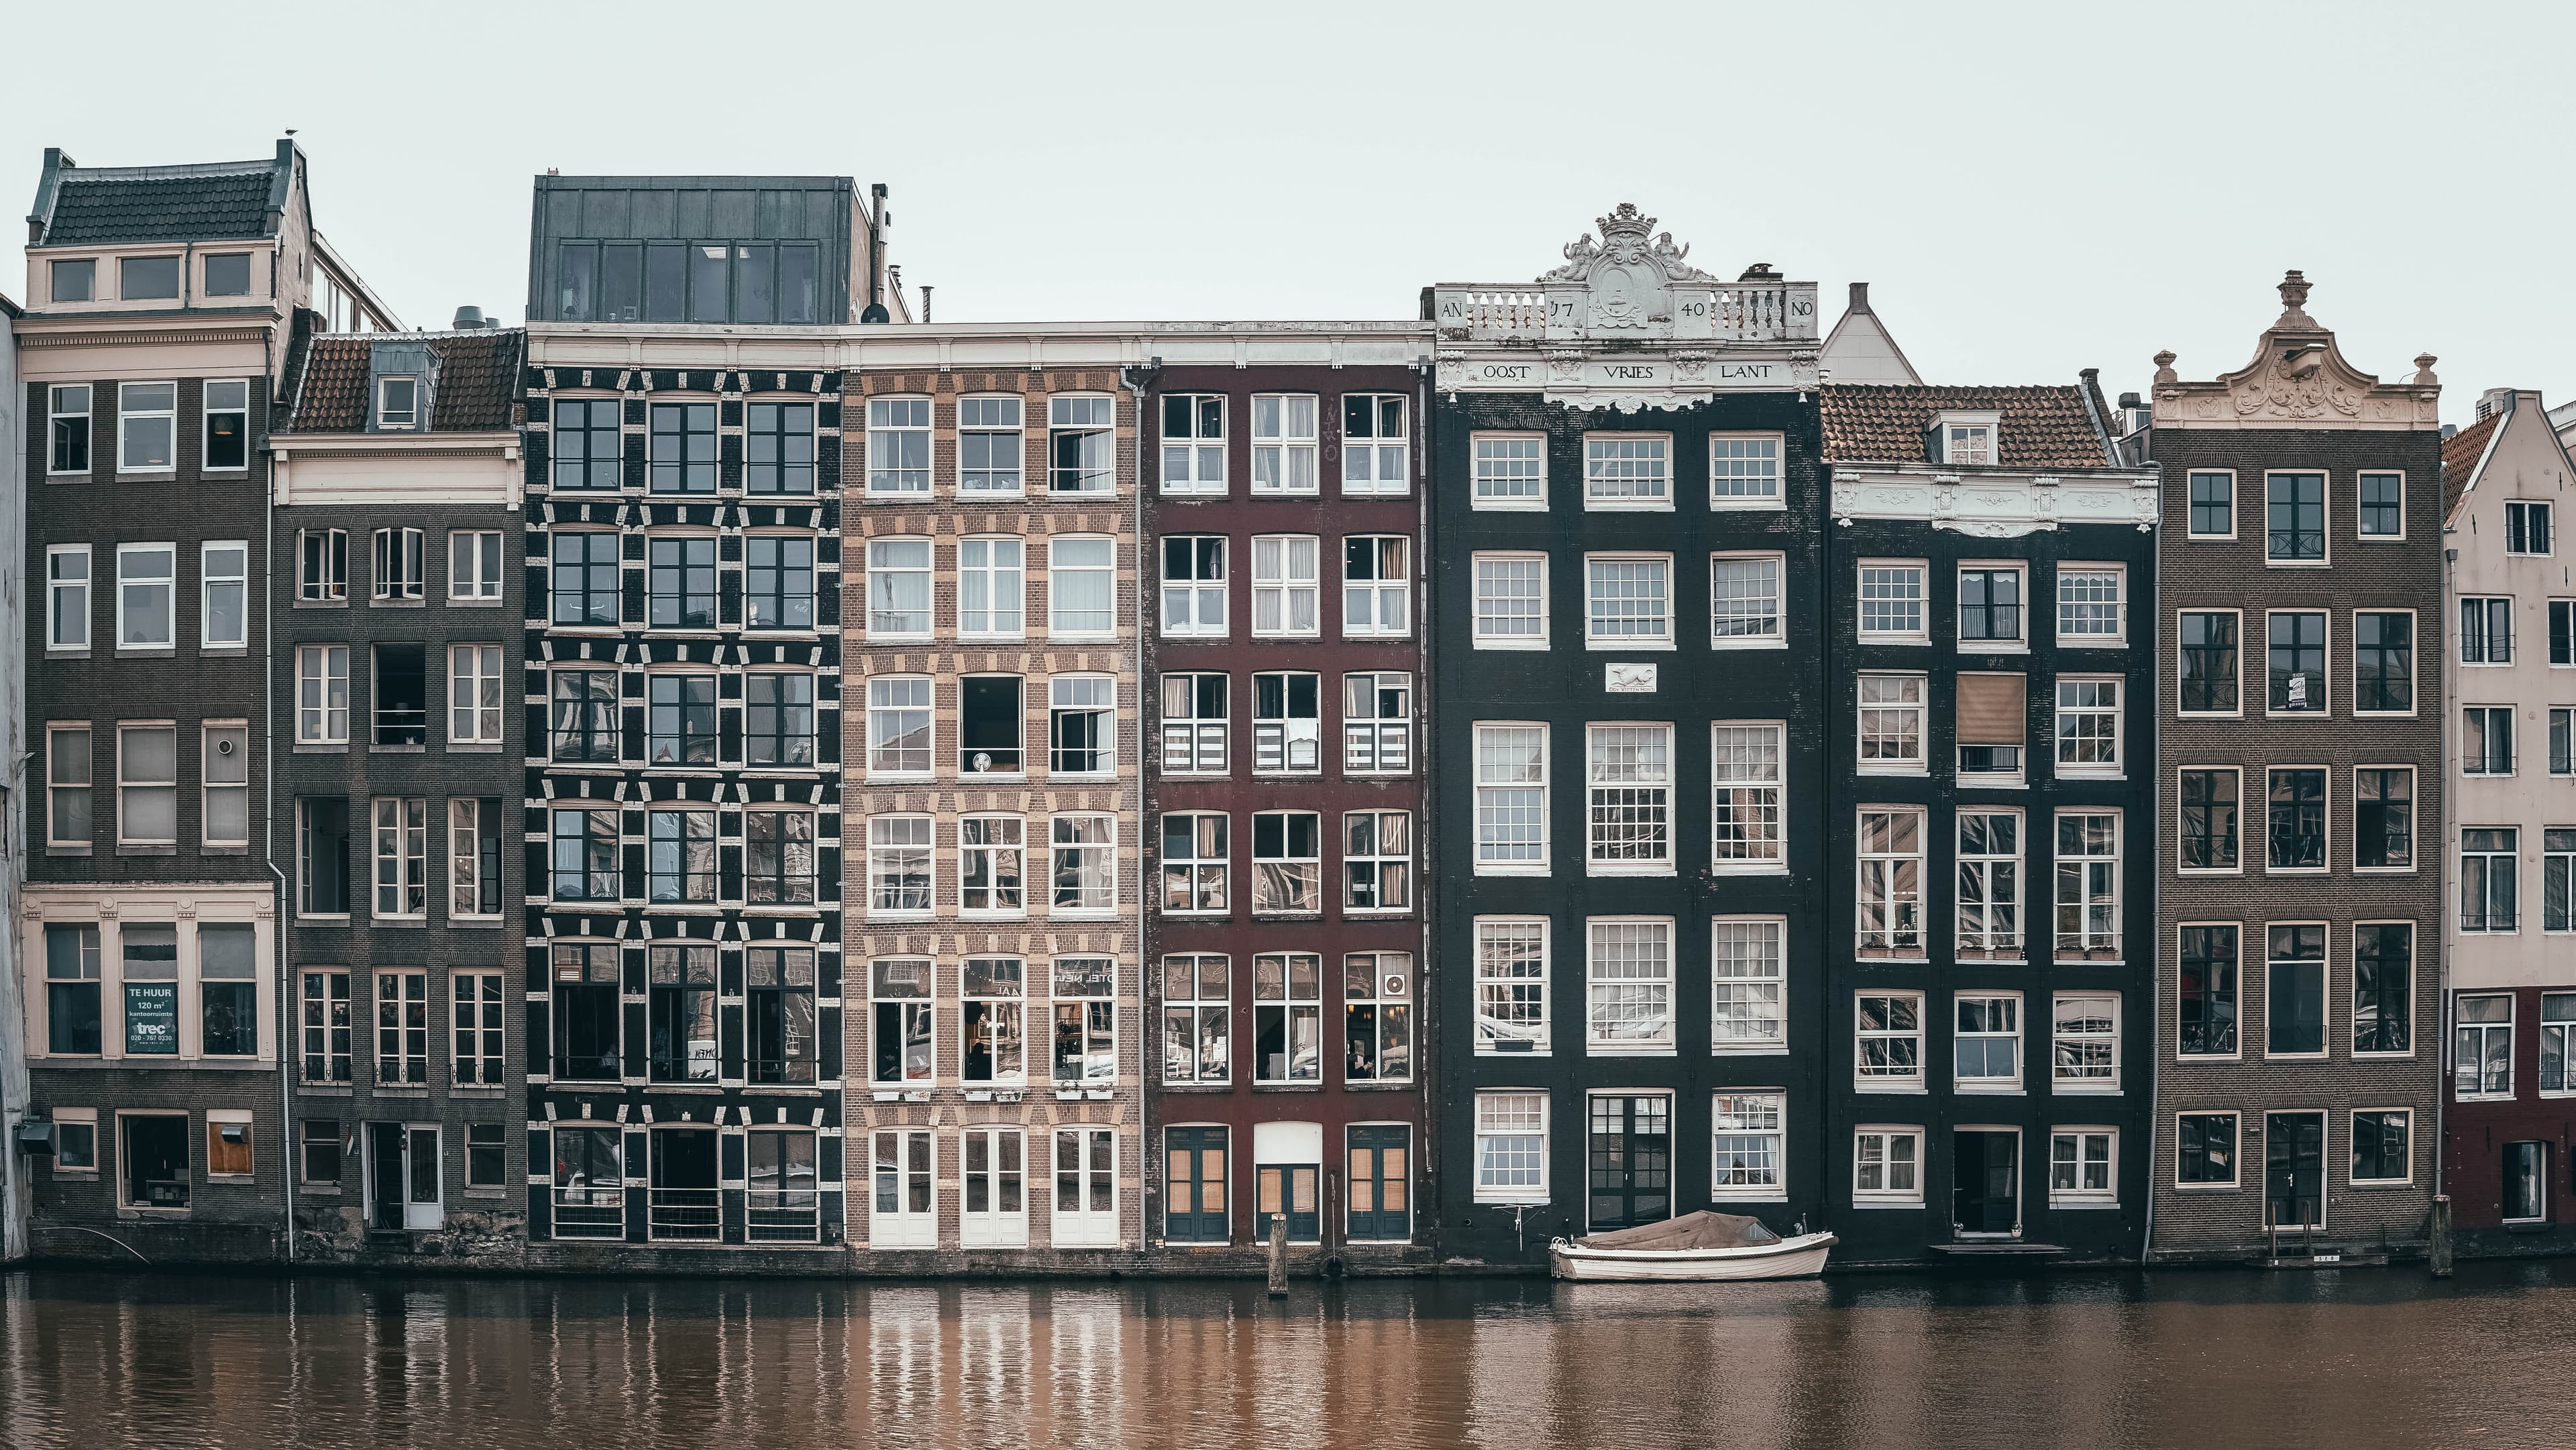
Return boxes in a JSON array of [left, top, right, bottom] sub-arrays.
[[1573, 1211, 1782, 1252]]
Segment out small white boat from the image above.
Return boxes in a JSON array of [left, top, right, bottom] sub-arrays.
[[1549, 1211, 1837, 1282]]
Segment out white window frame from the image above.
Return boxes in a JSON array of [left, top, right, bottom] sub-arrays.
[[1953, 991, 2025, 1092], [863, 814, 934, 919], [1585, 722, 1673, 876], [1853, 1127, 1925, 1205], [1709, 552, 1785, 648], [870, 1127, 937, 1246], [1711, 721, 1786, 872], [1707, 433, 1784, 510], [201, 721, 248, 849], [1933, 411, 1999, 466], [1585, 917, 1674, 1055], [1249, 393, 1319, 495], [2461, 828, 2519, 933], [376, 375, 420, 430], [1474, 918, 1550, 1056], [1049, 1127, 1121, 1248], [2055, 565, 2126, 646], [2263, 469, 2331, 566], [1471, 432, 1546, 510], [46, 544, 91, 652], [1342, 809, 1412, 912], [1045, 535, 1118, 641], [47, 382, 91, 476], [1341, 534, 1411, 639], [1251, 670, 1322, 775], [1857, 672, 1927, 774], [1473, 722, 1549, 875], [2264, 923, 2334, 1060], [46, 723, 92, 849], [449, 530, 504, 601], [1582, 552, 1672, 649], [864, 675, 934, 780], [1582, 433, 1671, 510], [1046, 675, 1118, 778], [1049, 813, 1116, 919], [1159, 392, 1226, 494], [958, 393, 1025, 495], [1711, 917, 1786, 1055], [2051, 991, 2122, 1093], [114, 542, 176, 651], [297, 644, 351, 744], [449, 798, 500, 921], [1250, 810, 1322, 916], [2456, 992, 2515, 1100], [864, 537, 933, 641], [958, 535, 1026, 640], [1858, 560, 1929, 643], [959, 813, 1028, 919], [448, 644, 504, 745], [115, 723, 178, 847], [1343, 670, 1412, 776], [1159, 672, 1227, 776], [1250, 534, 1321, 638], [1955, 562, 2028, 651], [201, 378, 251, 472], [117, 381, 178, 474], [1472, 552, 1548, 650], [2048, 1128, 2118, 1206], [1711, 1091, 1788, 1201], [2054, 810, 2124, 960], [2053, 676, 2123, 778], [1340, 391, 1409, 495], [1855, 990, 1926, 1090], [1473, 1091, 1549, 1204], [2174, 1110, 2241, 1188], [1956, 809, 2025, 959], [2186, 469, 2237, 541], [1159, 535, 1226, 640], [1046, 395, 1117, 497], [2506, 499, 2554, 557], [2459, 596, 2514, 669], [2350, 1108, 2415, 1186], [1857, 807, 1927, 958], [865, 395, 932, 496], [373, 796, 430, 921], [2357, 470, 2408, 542], [372, 527, 425, 602]]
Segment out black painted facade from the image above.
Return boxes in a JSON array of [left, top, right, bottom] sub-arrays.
[[1430, 389, 1831, 1265]]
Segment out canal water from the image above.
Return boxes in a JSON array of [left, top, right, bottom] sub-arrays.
[[2, 1262, 2567, 1449]]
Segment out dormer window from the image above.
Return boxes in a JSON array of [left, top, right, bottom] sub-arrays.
[[1929, 411, 2001, 466], [204, 253, 252, 297], [377, 376, 420, 430]]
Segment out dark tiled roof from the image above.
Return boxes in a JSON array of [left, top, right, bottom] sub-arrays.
[[284, 330, 525, 433], [1820, 384, 2112, 468], [42, 167, 276, 244], [2441, 410, 2502, 522]]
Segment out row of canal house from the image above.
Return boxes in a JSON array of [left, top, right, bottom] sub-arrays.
[[1, 145, 2500, 1274]]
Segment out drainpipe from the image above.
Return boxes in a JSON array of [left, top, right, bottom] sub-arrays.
[[1414, 356, 1433, 1230], [264, 323, 297, 1265], [2141, 450, 2161, 1266], [1120, 349, 1153, 1252], [2436, 542, 2458, 1225]]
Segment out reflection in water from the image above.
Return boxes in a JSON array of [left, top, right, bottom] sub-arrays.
[[5, 1265, 2576, 1447]]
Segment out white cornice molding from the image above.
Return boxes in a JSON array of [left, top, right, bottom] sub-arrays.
[[1830, 464, 2160, 536]]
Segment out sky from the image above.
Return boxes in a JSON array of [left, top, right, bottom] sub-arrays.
[[7, 0, 2567, 421]]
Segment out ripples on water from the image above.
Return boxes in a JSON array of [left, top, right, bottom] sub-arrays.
[[5, 1262, 2574, 1449]]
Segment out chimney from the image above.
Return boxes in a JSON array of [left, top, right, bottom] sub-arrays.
[[2475, 386, 2514, 421], [451, 305, 488, 330], [1848, 281, 1871, 313]]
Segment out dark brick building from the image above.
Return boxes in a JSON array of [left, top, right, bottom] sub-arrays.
[[1426, 206, 1830, 1266], [272, 325, 528, 1261], [2144, 273, 2445, 1261], [1141, 342, 1433, 1268], [13, 140, 398, 1263], [1819, 380, 2159, 1265]]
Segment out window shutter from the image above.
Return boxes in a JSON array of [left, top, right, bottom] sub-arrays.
[[1956, 673, 2026, 746]]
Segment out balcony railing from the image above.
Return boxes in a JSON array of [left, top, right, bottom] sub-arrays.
[[551, 1186, 625, 1239], [746, 1189, 822, 1243], [1430, 281, 1819, 344], [648, 1188, 720, 1242], [373, 707, 426, 747]]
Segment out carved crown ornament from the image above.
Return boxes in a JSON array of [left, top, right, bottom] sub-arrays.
[[2151, 270, 2440, 430]]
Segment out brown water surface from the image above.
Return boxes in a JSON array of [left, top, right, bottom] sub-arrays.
[[2, 1262, 2567, 1448]]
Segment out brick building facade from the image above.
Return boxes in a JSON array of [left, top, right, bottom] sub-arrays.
[[2146, 274, 2445, 1260]]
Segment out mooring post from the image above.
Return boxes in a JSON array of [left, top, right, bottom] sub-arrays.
[[1267, 1212, 1288, 1298], [2430, 1194, 2454, 1279]]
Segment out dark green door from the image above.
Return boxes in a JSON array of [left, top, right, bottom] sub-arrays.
[[1346, 1125, 1411, 1242], [1587, 1096, 1671, 1231], [1256, 1165, 1319, 1243], [1164, 1127, 1228, 1243]]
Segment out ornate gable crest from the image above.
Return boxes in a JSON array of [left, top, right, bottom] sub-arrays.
[[2152, 271, 2440, 430], [1538, 203, 1717, 329]]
